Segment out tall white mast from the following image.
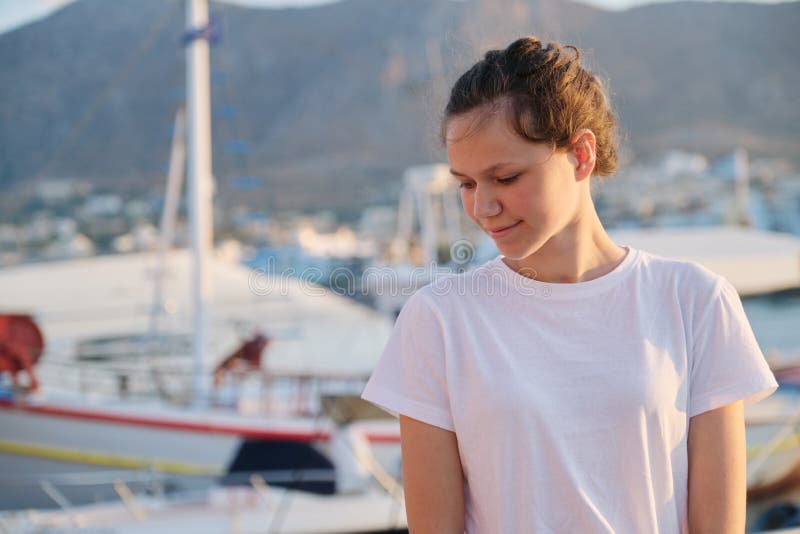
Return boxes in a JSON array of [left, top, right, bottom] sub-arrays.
[[186, 0, 214, 407], [150, 107, 186, 339], [734, 147, 750, 226]]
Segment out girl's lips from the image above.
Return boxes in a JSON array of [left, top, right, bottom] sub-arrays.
[[487, 221, 521, 237]]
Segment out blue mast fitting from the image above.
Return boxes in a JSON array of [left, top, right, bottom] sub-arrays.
[[181, 13, 221, 46]]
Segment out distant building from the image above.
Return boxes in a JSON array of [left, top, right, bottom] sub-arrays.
[[660, 150, 708, 178], [0, 224, 19, 246], [42, 233, 95, 260], [358, 206, 397, 243], [55, 218, 78, 240], [111, 223, 159, 253], [23, 216, 56, 243], [296, 224, 376, 259], [35, 179, 91, 205], [81, 195, 123, 218], [124, 200, 154, 220]]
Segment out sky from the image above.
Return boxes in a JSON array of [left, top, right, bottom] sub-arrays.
[[0, 0, 792, 35]]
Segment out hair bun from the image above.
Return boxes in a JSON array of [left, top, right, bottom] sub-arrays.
[[504, 36, 543, 61], [483, 49, 505, 66], [442, 35, 619, 177]]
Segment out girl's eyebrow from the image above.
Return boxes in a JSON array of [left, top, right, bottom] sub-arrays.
[[450, 162, 517, 178]]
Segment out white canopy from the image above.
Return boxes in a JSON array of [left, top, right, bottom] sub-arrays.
[[609, 226, 800, 296], [0, 250, 393, 376]]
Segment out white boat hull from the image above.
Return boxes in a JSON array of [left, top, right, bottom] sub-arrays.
[[1, 486, 408, 533], [0, 395, 384, 511]]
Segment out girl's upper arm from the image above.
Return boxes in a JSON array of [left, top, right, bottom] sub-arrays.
[[687, 400, 746, 534], [400, 415, 465, 534]]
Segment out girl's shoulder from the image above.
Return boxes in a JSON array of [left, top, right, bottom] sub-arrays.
[[408, 248, 736, 317], [632, 248, 737, 318], [421, 256, 508, 300], [635, 247, 725, 289], [402, 260, 500, 315]]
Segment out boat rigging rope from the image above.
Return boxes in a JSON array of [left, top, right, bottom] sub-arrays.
[[35, 2, 182, 180]]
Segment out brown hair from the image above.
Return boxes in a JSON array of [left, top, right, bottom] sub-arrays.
[[442, 36, 619, 176]]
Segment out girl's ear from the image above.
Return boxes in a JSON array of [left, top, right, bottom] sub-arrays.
[[570, 129, 597, 181]]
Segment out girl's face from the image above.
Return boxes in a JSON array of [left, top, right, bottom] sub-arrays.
[[446, 109, 585, 262]]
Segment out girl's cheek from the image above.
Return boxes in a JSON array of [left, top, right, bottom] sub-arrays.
[[460, 193, 475, 216]]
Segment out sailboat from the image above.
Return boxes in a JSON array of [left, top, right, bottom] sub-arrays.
[[0, 1, 405, 529]]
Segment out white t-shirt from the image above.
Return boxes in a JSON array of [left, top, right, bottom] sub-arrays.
[[361, 246, 777, 533]]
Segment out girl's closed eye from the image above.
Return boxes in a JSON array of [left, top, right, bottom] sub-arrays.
[[498, 174, 519, 184], [458, 175, 518, 189]]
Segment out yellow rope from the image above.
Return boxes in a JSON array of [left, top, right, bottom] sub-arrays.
[[0, 438, 222, 476]]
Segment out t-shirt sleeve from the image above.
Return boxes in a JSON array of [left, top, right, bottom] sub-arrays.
[[361, 289, 455, 431], [689, 278, 778, 418]]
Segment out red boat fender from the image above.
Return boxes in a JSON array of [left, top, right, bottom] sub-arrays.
[[0, 314, 45, 392], [213, 332, 271, 387]]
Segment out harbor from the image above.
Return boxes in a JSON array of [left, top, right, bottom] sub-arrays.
[[1, 0, 799, 531]]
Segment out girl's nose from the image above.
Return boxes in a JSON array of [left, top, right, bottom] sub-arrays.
[[473, 186, 502, 219]]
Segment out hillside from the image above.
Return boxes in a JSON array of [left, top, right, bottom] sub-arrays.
[[0, 0, 797, 211]]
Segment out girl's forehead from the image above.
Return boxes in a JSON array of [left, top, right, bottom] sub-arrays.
[[446, 111, 553, 161], [444, 107, 507, 146]]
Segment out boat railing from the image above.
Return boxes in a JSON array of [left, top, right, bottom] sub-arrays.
[[0, 465, 342, 496], [0, 468, 171, 489], [0, 469, 319, 527], [31, 358, 371, 417], [0, 467, 174, 524], [748, 401, 800, 482], [0, 463, 404, 532]]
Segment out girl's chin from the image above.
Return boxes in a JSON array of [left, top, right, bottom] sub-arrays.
[[496, 242, 542, 261], [495, 243, 527, 259]]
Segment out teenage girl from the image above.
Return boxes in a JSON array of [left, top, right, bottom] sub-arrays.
[[362, 36, 777, 533]]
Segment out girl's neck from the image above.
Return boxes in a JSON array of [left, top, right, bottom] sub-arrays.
[[503, 203, 626, 284]]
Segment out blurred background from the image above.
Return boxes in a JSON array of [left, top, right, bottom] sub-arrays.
[[0, 0, 799, 532]]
